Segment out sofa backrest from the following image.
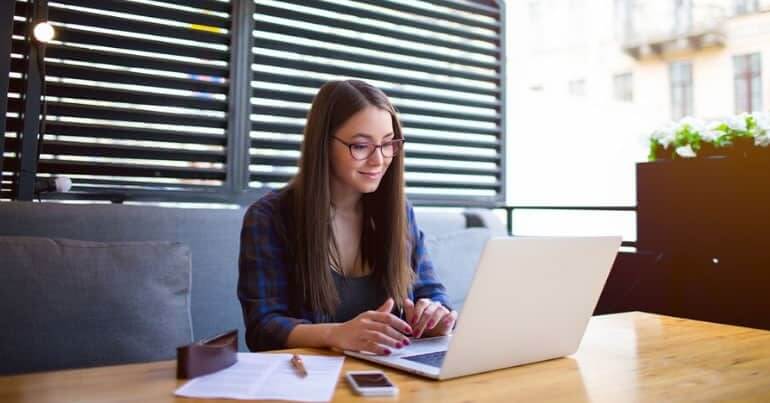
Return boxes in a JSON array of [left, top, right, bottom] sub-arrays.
[[0, 202, 246, 352], [0, 200, 507, 359]]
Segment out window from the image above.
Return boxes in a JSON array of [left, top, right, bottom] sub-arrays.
[[528, 0, 545, 51], [733, 53, 763, 113], [249, 1, 505, 206], [3, 0, 506, 206], [614, 0, 634, 42], [669, 61, 693, 119], [674, 0, 693, 35], [568, 79, 586, 96], [735, 0, 760, 15], [613, 73, 633, 102]]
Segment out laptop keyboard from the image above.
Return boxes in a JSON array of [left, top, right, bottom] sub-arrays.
[[402, 351, 447, 368]]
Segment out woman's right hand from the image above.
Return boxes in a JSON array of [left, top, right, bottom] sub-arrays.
[[326, 298, 413, 355]]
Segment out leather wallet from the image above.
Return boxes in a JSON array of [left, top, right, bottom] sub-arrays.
[[176, 329, 238, 379]]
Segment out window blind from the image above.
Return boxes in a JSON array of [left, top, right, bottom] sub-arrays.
[[3, 0, 506, 206], [249, 0, 505, 206], [4, 0, 231, 202]]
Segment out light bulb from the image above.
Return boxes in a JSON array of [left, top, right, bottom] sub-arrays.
[[33, 22, 55, 43]]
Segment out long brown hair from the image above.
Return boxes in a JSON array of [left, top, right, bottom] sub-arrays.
[[285, 79, 413, 317]]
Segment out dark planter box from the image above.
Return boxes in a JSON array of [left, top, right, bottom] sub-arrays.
[[636, 158, 770, 330]]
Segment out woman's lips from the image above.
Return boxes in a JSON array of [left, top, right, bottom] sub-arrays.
[[359, 171, 382, 180]]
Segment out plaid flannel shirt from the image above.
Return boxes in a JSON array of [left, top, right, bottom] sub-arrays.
[[237, 190, 451, 351]]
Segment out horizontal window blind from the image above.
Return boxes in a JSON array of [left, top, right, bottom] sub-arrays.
[[3, 0, 505, 206], [4, 0, 231, 201], [249, 0, 505, 205]]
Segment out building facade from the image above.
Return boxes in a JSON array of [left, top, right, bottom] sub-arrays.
[[520, 0, 770, 128]]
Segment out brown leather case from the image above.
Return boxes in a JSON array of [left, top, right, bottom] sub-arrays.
[[176, 329, 238, 379]]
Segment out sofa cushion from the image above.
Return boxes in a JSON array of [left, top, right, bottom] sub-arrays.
[[0, 202, 245, 350], [425, 228, 491, 312], [0, 236, 193, 375]]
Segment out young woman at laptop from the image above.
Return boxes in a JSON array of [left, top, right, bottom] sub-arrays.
[[238, 80, 457, 356]]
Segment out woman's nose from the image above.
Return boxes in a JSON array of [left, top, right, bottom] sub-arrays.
[[367, 147, 384, 165]]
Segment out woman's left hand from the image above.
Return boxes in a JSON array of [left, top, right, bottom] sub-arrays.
[[403, 298, 458, 338]]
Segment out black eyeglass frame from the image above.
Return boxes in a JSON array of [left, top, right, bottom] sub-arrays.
[[331, 136, 405, 160]]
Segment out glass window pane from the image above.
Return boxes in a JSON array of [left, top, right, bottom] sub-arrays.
[[512, 210, 637, 242], [735, 77, 748, 113], [751, 77, 763, 112], [750, 53, 762, 72]]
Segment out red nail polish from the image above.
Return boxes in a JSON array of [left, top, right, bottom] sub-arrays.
[[427, 320, 435, 328], [396, 342, 403, 348], [384, 349, 391, 355], [404, 339, 410, 346]]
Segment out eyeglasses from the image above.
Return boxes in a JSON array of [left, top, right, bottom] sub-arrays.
[[332, 137, 405, 160]]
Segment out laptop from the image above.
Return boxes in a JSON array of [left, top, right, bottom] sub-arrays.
[[344, 236, 622, 380]]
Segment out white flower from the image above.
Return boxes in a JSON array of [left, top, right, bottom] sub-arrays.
[[651, 123, 677, 149], [678, 116, 706, 133], [754, 112, 770, 133], [675, 144, 696, 158], [701, 121, 723, 142], [726, 114, 749, 132]]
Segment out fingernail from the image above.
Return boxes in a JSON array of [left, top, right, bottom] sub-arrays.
[[383, 349, 391, 355], [396, 342, 403, 349], [404, 339, 410, 346], [404, 327, 412, 335], [427, 320, 435, 328]]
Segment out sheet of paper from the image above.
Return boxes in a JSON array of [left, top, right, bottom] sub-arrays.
[[174, 352, 344, 402]]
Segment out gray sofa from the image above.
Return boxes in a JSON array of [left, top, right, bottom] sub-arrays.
[[0, 200, 506, 375]]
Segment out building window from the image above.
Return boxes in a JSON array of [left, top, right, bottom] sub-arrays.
[[674, 0, 693, 35], [614, 0, 634, 42], [735, 0, 759, 15], [669, 61, 693, 119], [528, 1, 545, 51], [733, 53, 763, 113], [568, 79, 586, 96], [613, 73, 633, 102]]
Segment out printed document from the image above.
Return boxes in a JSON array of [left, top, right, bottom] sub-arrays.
[[174, 352, 344, 401]]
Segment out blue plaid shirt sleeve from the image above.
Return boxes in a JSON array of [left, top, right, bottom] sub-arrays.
[[407, 202, 453, 311], [237, 192, 311, 351]]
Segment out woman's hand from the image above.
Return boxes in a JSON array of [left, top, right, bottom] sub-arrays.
[[404, 298, 458, 338], [326, 298, 412, 355]]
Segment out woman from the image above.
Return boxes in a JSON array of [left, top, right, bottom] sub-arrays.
[[238, 79, 457, 355]]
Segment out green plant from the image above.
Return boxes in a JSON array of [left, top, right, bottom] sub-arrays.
[[647, 112, 770, 161]]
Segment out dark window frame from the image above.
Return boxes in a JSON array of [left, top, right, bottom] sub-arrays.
[[733, 53, 762, 113], [669, 61, 693, 120]]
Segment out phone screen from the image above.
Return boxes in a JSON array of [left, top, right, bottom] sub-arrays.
[[350, 373, 393, 388]]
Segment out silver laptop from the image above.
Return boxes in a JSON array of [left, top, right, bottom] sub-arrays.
[[345, 236, 621, 380]]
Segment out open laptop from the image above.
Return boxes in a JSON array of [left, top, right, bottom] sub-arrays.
[[344, 236, 621, 380]]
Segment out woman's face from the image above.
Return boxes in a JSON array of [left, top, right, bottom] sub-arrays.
[[329, 106, 395, 196]]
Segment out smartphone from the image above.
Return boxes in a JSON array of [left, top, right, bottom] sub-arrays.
[[346, 370, 398, 396]]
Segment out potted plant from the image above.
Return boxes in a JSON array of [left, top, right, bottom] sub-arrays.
[[751, 112, 770, 158], [647, 112, 770, 161], [721, 113, 755, 158], [648, 124, 676, 161]]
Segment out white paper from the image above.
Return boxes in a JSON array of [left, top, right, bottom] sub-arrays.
[[174, 352, 344, 402]]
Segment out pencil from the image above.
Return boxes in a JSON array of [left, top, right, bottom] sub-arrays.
[[290, 354, 307, 377]]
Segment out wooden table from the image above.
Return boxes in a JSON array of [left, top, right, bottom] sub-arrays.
[[2, 312, 770, 402]]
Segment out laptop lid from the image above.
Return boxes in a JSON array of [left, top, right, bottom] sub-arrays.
[[437, 236, 621, 379]]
